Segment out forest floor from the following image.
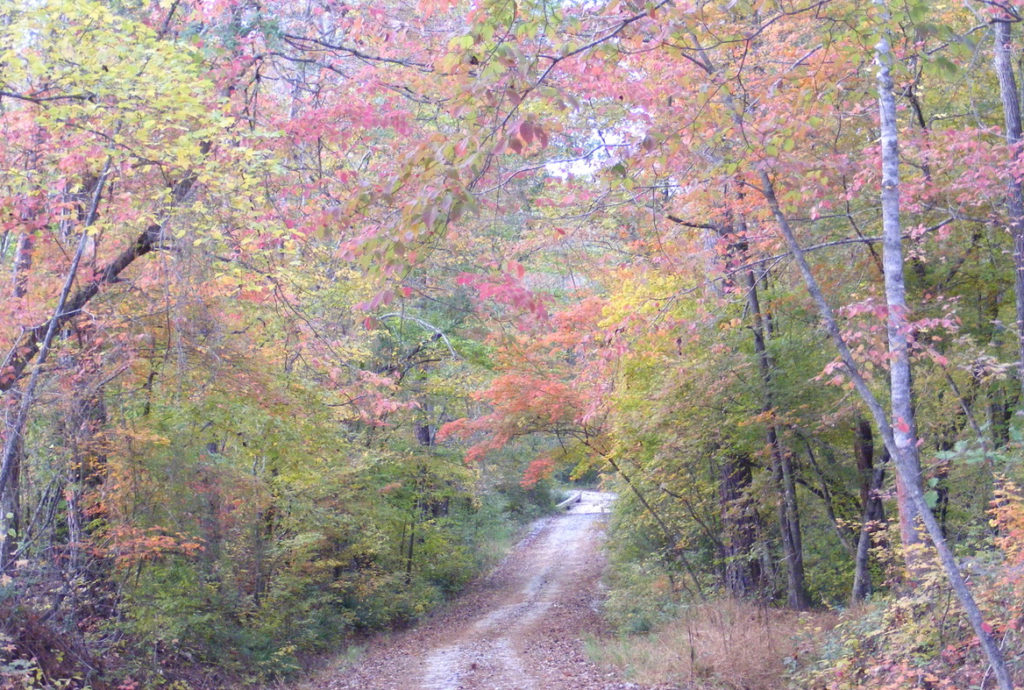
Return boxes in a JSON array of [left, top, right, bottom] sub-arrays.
[[294, 491, 670, 690]]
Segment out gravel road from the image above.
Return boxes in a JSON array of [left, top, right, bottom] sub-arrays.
[[306, 491, 661, 690]]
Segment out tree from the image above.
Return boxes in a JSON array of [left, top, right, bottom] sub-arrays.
[[5, 0, 1024, 684]]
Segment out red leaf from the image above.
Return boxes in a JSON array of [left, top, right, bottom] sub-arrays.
[[520, 120, 534, 145]]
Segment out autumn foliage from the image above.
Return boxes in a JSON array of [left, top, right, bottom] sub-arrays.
[[4, 0, 1024, 686]]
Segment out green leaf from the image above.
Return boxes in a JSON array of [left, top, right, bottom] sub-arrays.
[[933, 56, 959, 77], [449, 34, 474, 51], [907, 0, 929, 23]]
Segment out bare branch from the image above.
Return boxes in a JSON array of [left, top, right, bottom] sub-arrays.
[[378, 313, 460, 359]]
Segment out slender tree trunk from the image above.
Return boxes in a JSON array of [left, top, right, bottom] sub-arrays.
[[851, 419, 886, 603], [877, 36, 925, 555], [66, 487, 83, 575], [0, 231, 34, 575], [744, 269, 809, 609], [993, 18, 1024, 403], [0, 163, 110, 571], [12, 231, 34, 300], [850, 468, 884, 604], [406, 466, 425, 585], [603, 453, 705, 598], [762, 161, 1013, 687], [0, 435, 20, 575], [405, 514, 416, 585], [876, 29, 1013, 686], [770, 429, 808, 608]]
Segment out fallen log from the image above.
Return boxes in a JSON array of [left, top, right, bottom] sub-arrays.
[[555, 492, 583, 511]]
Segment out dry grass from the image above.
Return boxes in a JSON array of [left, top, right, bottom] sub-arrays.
[[586, 598, 837, 689]]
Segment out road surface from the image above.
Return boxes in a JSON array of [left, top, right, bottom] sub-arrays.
[[306, 491, 656, 690]]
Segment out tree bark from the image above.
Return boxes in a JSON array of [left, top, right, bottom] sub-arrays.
[[718, 453, 764, 599], [754, 19, 1016, 685], [876, 29, 1013, 686], [761, 161, 1014, 689], [1, 229, 35, 574], [0, 153, 207, 572], [416, 423, 432, 446], [851, 419, 886, 604], [992, 18, 1024, 404], [876, 36, 926, 554], [0, 435, 20, 575], [12, 231, 34, 299]]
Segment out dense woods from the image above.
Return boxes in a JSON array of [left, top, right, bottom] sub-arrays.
[[5, 0, 1024, 687]]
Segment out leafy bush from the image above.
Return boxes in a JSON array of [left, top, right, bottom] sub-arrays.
[[603, 558, 682, 634], [789, 561, 1023, 689]]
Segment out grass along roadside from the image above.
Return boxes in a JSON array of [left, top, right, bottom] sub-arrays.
[[585, 598, 838, 689]]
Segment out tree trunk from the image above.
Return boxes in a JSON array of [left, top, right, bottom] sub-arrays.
[[404, 514, 416, 585], [1, 230, 34, 575], [851, 419, 886, 604], [0, 435, 20, 575], [876, 35, 926, 556], [603, 453, 705, 598], [744, 269, 809, 609], [0, 163, 110, 571], [877, 21, 1012, 686], [416, 423, 432, 446], [12, 231, 34, 300], [762, 158, 1014, 689], [992, 18, 1024, 403], [718, 454, 763, 599]]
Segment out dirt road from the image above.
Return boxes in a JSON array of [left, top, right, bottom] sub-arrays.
[[312, 491, 652, 690]]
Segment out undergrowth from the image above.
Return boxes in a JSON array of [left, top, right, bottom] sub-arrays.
[[0, 483, 557, 689], [588, 598, 836, 689], [791, 561, 1024, 688]]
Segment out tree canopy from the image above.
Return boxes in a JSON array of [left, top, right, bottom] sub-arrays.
[[4, 0, 1024, 687]]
